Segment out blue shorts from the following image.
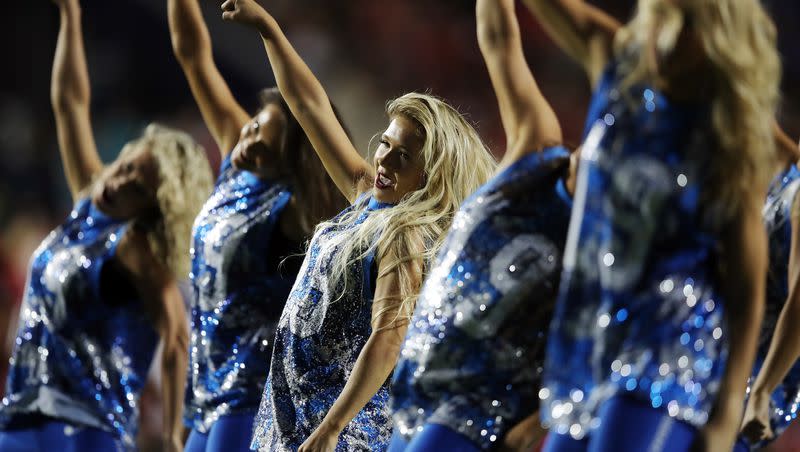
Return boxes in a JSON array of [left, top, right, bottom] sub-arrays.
[[0, 418, 118, 452], [389, 423, 481, 452], [185, 412, 256, 452], [543, 395, 698, 452]]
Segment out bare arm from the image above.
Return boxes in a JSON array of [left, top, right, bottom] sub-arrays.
[[221, 0, 373, 203], [51, 0, 103, 201], [168, 0, 249, 156], [299, 248, 422, 451], [477, 0, 562, 171], [702, 196, 767, 451], [741, 196, 800, 442], [118, 232, 188, 452], [774, 123, 800, 164], [158, 281, 190, 452], [520, 0, 620, 86]]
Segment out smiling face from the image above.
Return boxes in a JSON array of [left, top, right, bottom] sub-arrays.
[[92, 142, 160, 220], [372, 115, 427, 204], [231, 102, 287, 179]]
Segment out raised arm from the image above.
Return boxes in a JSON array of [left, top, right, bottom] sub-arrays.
[[703, 197, 767, 451], [299, 247, 422, 451], [477, 0, 562, 171], [521, 0, 620, 86], [741, 189, 800, 443], [168, 0, 249, 156], [221, 0, 373, 203], [51, 0, 103, 201]]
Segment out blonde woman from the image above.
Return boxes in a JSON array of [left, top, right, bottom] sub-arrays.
[[166, 1, 349, 451], [0, 1, 213, 451], [221, 1, 497, 451], [737, 128, 800, 451], [390, 0, 577, 450], [524, 0, 780, 451]]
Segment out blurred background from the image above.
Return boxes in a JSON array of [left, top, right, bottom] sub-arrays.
[[2, 1, 799, 450]]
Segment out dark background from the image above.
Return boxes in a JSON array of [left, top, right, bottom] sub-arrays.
[[1, 1, 799, 449]]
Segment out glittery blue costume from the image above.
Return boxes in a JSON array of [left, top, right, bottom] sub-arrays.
[[542, 62, 726, 440], [391, 148, 572, 450], [250, 195, 393, 452], [184, 155, 299, 434], [0, 198, 159, 451], [739, 164, 800, 450]]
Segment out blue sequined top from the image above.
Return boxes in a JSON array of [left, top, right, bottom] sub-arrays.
[[250, 195, 393, 452], [743, 164, 800, 447], [0, 198, 159, 451], [542, 63, 726, 439], [185, 156, 298, 432], [391, 148, 572, 449]]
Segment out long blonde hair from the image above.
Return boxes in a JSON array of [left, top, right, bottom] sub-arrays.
[[126, 124, 214, 278], [315, 93, 497, 326], [615, 0, 781, 219]]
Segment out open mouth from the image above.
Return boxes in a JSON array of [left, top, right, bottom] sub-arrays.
[[375, 172, 394, 190]]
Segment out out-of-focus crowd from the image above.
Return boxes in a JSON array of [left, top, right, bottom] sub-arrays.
[[2, 1, 799, 450]]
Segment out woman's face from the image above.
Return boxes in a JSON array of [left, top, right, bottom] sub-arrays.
[[372, 115, 426, 204], [231, 103, 287, 178], [92, 143, 159, 220]]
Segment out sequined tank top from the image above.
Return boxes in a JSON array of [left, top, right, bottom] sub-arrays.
[[0, 198, 158, 451], [185, 156, 297, 432], [542, 63, 726, 439], [250, 195, 393, 452], [391, 148, 572, 449]]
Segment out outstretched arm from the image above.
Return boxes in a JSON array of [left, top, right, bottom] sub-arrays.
[[741, 193, 800, 443], [477, 0, 561, 171], [168, 0, 249, 156], [51, 0, 103, 201], [221, 0, 373, 203], [520, 0, 620, 86]]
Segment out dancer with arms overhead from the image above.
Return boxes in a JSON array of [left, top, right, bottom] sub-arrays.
[[167, 1, 347, 450], [391, 0, 576, 450], [0, 1, 213, 450], [221, 1, 497, 450], [525, 0, 781, 450]]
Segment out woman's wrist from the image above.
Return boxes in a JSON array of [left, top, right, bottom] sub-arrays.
[[256, 12, 278, 39], [318, 415, 345, 435]]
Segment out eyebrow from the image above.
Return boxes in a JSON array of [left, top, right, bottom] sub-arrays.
[[381, 135, 409, 153]]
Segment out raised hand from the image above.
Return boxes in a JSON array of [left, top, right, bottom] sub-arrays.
[[220, 0, 269, 28]]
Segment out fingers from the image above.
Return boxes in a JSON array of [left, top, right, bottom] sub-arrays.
[[221, 0, 235, 19]]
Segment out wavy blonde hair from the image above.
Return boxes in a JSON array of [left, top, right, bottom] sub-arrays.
[[615, 0, 781, 219], [123, 124, 214, 278], [315, 93, 497, 327]]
